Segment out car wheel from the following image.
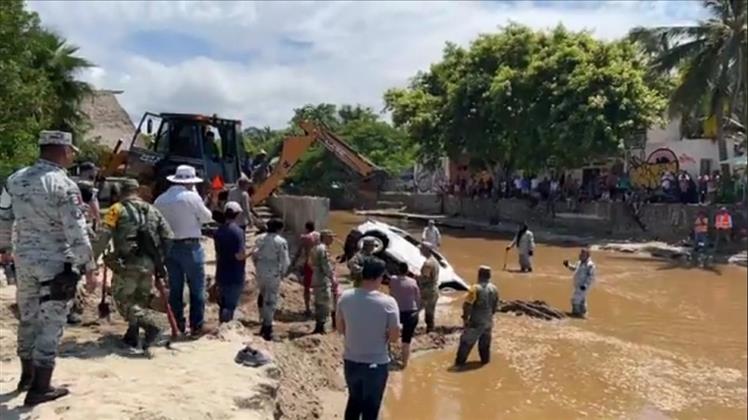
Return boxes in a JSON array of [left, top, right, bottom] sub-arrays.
[[362, 230, 390, 253]]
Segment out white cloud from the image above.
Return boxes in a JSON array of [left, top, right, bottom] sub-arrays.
[[28, 0, 704, 130]]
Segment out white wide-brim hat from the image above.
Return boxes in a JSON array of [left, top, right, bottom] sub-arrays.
[[167, 165, 203, 184]]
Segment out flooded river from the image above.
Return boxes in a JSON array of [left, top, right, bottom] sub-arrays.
[[328, 211, 747, 419]]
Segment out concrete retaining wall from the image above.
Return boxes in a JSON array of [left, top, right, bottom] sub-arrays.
[[268, 195, 330, 234], [380, 192, 442, 214], [390, 192, 746, 241]]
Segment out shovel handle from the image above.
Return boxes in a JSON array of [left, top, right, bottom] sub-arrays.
[[155, 276, 180, 339]]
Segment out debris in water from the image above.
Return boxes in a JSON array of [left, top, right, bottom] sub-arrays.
[[499, 300, 566, 320]]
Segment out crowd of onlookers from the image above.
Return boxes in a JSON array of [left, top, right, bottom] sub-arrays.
[[443, 167, 746, 206]]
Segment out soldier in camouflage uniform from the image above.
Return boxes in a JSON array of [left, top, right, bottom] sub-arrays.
[[346, 236, 378, 288], [252, 218, 290, 341], [0, 131, 92, 406], [455, 266, 499, 366], [311, 229, 336, 334], [418, 242, 440, 333], [93, 179, 173, 353]]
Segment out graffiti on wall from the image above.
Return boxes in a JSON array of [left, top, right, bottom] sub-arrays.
[[629, 148, 679, 189]]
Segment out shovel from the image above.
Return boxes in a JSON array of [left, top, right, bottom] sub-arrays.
[[98, 266, 111, 320]]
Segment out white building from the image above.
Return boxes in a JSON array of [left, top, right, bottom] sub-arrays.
[[644, 117, 741, 176]]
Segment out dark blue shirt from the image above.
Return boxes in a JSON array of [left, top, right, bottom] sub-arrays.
[[214, 221, 245, 285]]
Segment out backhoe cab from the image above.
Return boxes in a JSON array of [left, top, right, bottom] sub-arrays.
[[122, 112, 244, 201]]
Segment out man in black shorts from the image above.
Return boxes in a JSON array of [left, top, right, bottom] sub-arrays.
[[388, 262, 420, 367]]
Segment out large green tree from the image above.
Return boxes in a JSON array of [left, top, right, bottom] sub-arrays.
[[0, 0, 52, 178], [630, 0, 747, 171], [385, 24, 666, 176], [0, 0, 94, 178]]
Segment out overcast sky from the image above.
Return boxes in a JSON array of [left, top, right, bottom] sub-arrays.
[[29, 0, 706, 129]]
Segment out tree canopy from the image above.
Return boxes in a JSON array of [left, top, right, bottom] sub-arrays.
[[385, 24, 667, 173], [629, 0, 747, 169], [0, 0, 93, 178]]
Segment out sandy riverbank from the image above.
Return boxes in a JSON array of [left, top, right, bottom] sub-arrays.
[[0, 235, 465, 420]]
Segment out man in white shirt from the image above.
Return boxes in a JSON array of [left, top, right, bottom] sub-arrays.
[[421, 219, 441, 249], [154, 165, 213, 336]]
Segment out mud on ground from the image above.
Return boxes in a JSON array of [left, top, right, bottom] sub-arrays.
[[233, 273, 465, 419], [0, 237, 466, 420]]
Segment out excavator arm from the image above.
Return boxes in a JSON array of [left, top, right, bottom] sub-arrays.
[[251, 121, 384, 205]]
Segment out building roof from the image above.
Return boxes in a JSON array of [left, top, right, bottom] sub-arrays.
[[80, 90, 135, 150]]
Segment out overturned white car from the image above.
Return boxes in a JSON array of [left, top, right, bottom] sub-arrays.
[[341, 219, 469, 291]]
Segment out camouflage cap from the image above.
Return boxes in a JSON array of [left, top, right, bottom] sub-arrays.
[[39, 130, 79, 152], [120, 178, 140, 194], [319, 229, 335, 237]]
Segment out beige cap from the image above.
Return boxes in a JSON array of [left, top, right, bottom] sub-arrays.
[[39, 130, 79, 152]]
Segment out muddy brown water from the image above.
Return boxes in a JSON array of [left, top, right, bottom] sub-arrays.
[[328, 211, 747, 419]]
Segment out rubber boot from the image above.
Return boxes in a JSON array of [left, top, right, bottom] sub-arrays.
[[17, 358, 34, 392], [331, 311, 336, 330], [312, 320, 325, 335], [261, 324, 273, 342], [24, 366, 69, 406], [425, 313, 435, 334], [454, 340, 471, 367], [122, 324, 139, 348], [142, 324, 161, 357]]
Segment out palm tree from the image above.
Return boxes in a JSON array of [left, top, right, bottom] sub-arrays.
[[630, 0, 747, 173], [33, 30, 93, 136]]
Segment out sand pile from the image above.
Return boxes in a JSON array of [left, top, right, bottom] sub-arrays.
[[0, 286, 278, 420], [0, 235, 467, 420]]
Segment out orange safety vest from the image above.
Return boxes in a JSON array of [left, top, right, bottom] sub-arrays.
[[694, 217, 709, 233], [715, 213, 732, 230]]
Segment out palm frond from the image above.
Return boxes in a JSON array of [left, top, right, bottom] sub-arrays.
[[668, 45, 721, 118], [630, 25, 711, 44], [653, 38, 711, 73], [704, 0, 736, 20]]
